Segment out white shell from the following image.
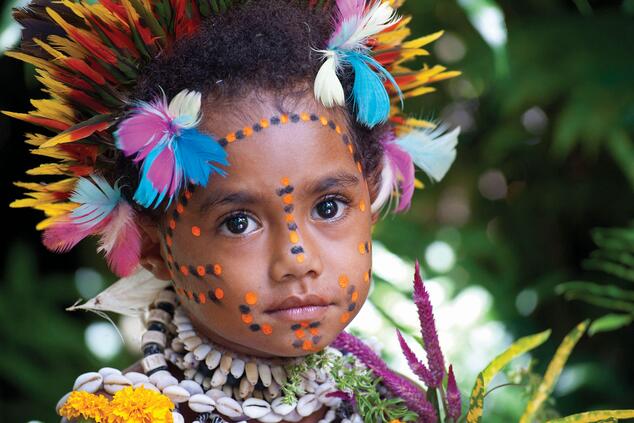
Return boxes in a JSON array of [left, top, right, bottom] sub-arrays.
[[296, 394, 318, 417], [315, 381, 336, 398], [215, 396, 243, 418], [242, 397, 271, 418], [211, 368, 228, 387], [73, 372, 103, 393], [205, 350, 222, 369], [193, 343, 211, 361], [258, 411, 283, 422], [183, 335, 202, 351], [188, 393, 216, 413], [266, 380, 280, 398], [56, 392, 71, 414], [270, 365, 286, 386], [271, 397, 296, 416], [133, 382, 159, 392], [151, 371, 178, 390], [184, 368, 197, 379], [163, 385, 191, 403], [321, 409, 336, 423], [98, 367, 121, 378], [179, 379, 204, 395], [172, 411, 185, 423], [124, 371, 149, 385], [239, 377, 254, 398], [205, 388, 225, 402], [103, 373, 132, 394], [283, 409, 304, 422], [230, 357, 245, 378], [245, 361, 259, 385], [350, 414, 363, 423], [219, 353, 233, 374]]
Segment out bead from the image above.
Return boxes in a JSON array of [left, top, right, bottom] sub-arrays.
[[142, 353, 167, 374], [142, 330, 167, 348]]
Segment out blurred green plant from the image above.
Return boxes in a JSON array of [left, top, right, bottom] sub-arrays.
[[557, 223, 634, 335]]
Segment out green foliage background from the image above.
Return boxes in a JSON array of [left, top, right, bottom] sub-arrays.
[[0, 0, 632, 421]]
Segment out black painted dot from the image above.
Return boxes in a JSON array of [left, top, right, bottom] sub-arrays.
[[348, 303, 356, 311], [348, 285, 355, 294], [166, 227, 173, 237], [287, 222, 298, 231], [284, 185, 294, 193], [342, 134, 350, 144], [206, 264, 215, 274], [284, 205, 294, 213], [253, 123, 263, 132], [181, 197, 188, 207], [193, 293, 200, 303], [291, 324, 301, 330], [208, 290, 221, 304], [312, 336, 322, 344], [292, 340, 303, 348], [309, 321, 320, 328], [291, 246, 304, 254], [239, 304, 250, 313], [270, 116, 280, 125], [328, 120, 336, 129], [219, 138, 228, 147], [310, 114, 318, 121], [290, 114, 300, 122], [235, 130, 244, 139], [172, 210, 180, 220], [249, 324, 261, 332], [189, 265, 199, 277]]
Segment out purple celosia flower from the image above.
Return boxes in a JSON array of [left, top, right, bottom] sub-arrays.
[[326, 390, 354, 402], [413, 260, 446, 387], [446, 365, 462, 421], [396, 328, 435, 387], [332, 331, 438, 423]]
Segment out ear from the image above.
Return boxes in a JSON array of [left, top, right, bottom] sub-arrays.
[[137, 214, 172, 281]]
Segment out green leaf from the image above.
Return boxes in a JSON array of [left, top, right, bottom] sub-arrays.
[[546, 409, 634, 422], [588, 313, 634, 336], [520, 320, 590, 423]]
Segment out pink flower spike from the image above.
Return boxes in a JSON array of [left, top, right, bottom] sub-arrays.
[[396, 329, 434, 388], [413, 259, 446, 387], [447, 364, 462, 421]]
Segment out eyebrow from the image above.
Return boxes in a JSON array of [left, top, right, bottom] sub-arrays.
[[198, 172, 360, 215]]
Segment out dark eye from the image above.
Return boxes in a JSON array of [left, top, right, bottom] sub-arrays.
[[312, 198, 347, 220], [220, 213, 259, 235]]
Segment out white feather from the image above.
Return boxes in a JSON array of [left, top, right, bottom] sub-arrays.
[[396, 124, 461, 182], [168, 88, 202, 128], [66, 265, 170, 317], [371, 154, 395, 214], [314, 51, 346, 107], [339, 1, 400, 51]]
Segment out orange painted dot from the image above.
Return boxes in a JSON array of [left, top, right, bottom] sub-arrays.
[[358, 242, 366, 255], [241, 313, 253, 324], [359, 200, 366, 212], [285, 214, 294, 223], [364, 271, 370, 283], [351, 291, 359, 302], [282, 194, 293, 204], [300, 112, 310, 121], [184, 190, 192, 200], [196, 266, 206, 276], [226, 132, 236, 143], [260, 118, 269, 128], [213, 263, 222, 275], [338, 275, 349, 288], [296, 254, 305, 264], [319, 116, 328, 126], [187, 290, 194, 300], [166, 235, 173, 247], [357, 162, 363, 173], [348, 144, 354, 154], [198, 292, 207, 304], [214, 287, 224, 299], [295, 329, 305, 339], [261, 324, 273, 335], [280, 114, 289, 124], [289, 231, 299, 243], [340, 312, 350, 323], [180, 265, 189, 275], [245, 291, 258, 305], [191, 226, 201, 237], [176, 203, 185, 214], [335, 125, 342, 134], [243, 126, 253, 136], [167, 254, 174, 263], [281, 176, 290, 186], [302, 340, 313, 350], [309, 327, 319, 336], [300, 322, 309, 328], [169, 219, 176, 230]]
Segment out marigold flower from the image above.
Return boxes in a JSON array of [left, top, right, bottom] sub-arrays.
[[107, 386, 174, 423], [58, 390, 110, 422]]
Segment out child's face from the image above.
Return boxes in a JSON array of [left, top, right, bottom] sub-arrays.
[[159, 97, 373, 357]]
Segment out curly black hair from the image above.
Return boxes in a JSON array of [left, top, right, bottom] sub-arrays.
[[114, 0, 388, 220]]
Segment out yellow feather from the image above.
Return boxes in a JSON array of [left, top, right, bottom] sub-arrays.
[[26, 163, 70, 176], [403, 30, 444, 49], [32, 38, 66, 60], [31, 147, 74, 161], [48, 35, 87, 59], [403, 86, 436, 98], [24, 133, 49, 147]]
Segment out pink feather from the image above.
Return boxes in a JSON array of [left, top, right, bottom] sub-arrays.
[[336, 0, 365, 19], [97, 201, 141, 277], [42, 216, 110, 253], [114, 100, 171, 162], [381, 130, 415, 212], [145, 144, 181, 198]]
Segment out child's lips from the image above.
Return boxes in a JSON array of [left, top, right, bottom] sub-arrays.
[[266, 304, 331, 321]]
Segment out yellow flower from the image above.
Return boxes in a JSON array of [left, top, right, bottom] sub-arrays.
[[107, 386, 174, 423], [59, 390, 110, 422]]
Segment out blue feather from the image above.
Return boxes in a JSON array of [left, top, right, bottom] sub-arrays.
[[175, 128, 229, 188], [70, 175, 121, 230], [133, 143, 170, 209], [345, 51, 404, 127]]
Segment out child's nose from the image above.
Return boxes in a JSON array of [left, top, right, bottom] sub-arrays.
[[268, 217, 323, 283]]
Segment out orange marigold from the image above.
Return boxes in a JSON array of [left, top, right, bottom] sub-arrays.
[[107, 386, 174, 423], [59, 390, 110, 422]]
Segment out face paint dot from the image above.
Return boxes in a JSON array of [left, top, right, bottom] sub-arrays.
[[319, 116, 328, 126], [196, 266, 206, 276], [176, 203, 185, 214], [295, 329, 305, 339], [187, 290, 194, 300], [243, 126, 253, 136], [213, 263, 222, 276], [335, 125, 342, 134], [358, 242, 366, 255], [198, 292, 207, 304], [282, 194, 293, 204], [166, 235, 173, 247], [180, 265, 189, 276], [184, 190, 192, 200], [364, 271, 370, 283], [300, 112, 310, 121], [191, 226, 201, 237], [302, 340, 313, 350], [309, 328, 319, 336], [340, 312, 350, 323], [261, 324, 273, 335], [296, 254, 305, 264], [226, 132, 236, 143], [300, 322, 309, 328], [359, 200, 366, 212], [338, 275, 349, 289], [241, 313, 253, 324], [351, 291, 359, 302], [280, 114, 289, 124], [260, 118, 269, 128], [285, 214, 294, 223], [214, 288, 224, 300], [348, 144, 354, 154], [289, 231, 299, 244], [245, 291, 258, 305], [169, 219, 176, 230], [167, 254, 174, 264], [281, 176, 290, 186], [357, 162, 363, 173]]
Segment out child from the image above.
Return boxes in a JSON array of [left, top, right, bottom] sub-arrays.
[[5, 0, 460, 421]]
